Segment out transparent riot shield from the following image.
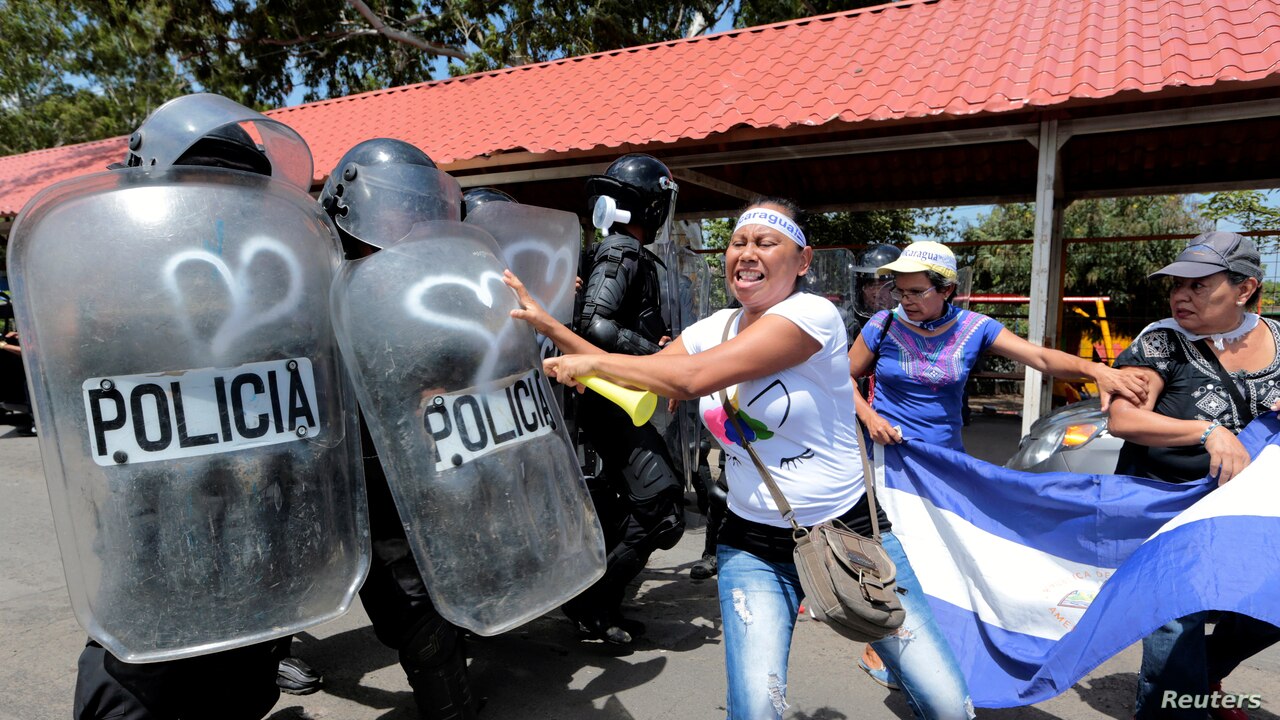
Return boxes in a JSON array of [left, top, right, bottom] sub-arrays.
[[643, 236, 690, 480], [953, 266, 974, 309], [668, 242, 717, 485], [331, 220, 605, 636], [8, 167, 367, 662], [464, 202, 581, 326], [809, 248, 859, 344], [464, 201, 581, 397]]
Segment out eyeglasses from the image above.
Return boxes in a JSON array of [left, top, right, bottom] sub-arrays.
[[889, 286, 936, 301]]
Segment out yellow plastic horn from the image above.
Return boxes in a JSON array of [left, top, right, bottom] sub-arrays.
[[578, 376, 657, 426]]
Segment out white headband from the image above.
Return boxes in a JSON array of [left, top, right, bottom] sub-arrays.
[[734, 207, 806, 247]]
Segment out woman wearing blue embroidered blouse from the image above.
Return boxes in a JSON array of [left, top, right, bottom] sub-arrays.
[[846, 240, 1148, 692], [848, 241, 1147, 450], [508, 200, 970, 720]]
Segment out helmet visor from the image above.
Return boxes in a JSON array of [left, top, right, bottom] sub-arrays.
[[129, 94, 313, 190], [335, 164, 463, 248]]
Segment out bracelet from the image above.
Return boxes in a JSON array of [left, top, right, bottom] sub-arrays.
[[1199, 420, 1221, 446]]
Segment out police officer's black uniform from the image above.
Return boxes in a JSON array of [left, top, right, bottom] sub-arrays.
[[563, 155, 685, 643], [73, 124, 288, 720], [320, 139, 477, 720]]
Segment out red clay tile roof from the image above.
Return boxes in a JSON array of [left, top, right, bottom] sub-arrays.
[[3, 0, 1279, 217]]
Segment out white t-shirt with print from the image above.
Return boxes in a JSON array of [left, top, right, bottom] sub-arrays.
[[681, 292, 864, 528]]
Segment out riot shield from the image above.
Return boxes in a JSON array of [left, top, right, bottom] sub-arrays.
[[464, 202, 580, 327], [953, 266, 974, 309], [669, 240, 717, 485], [464, 201, 581, 386], [8, 167, 367, 662], [809, 248, 859, 345], [330, 220, 605, 636]]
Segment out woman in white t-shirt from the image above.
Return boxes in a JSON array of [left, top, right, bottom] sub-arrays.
[[506, 199, 970, 720]]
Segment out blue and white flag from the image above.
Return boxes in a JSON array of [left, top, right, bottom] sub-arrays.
[[877, 413, 1280, 707]]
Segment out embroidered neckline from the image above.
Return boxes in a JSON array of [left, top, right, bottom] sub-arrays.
[[894, 302, 960, 332], [883, 310, 990, 391]]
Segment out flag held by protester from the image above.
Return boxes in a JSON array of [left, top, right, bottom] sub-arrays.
[[876, 413, 1280, 707]]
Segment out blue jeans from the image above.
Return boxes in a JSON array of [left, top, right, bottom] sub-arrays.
[[717, 532, 972, 720], [1135, 611, 1280, 719]]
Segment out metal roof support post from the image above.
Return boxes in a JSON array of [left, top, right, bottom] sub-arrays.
[[1022, 119, 1067, 435]]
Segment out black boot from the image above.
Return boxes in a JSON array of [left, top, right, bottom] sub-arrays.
[[276, 656, 323, 695], [690, 553, 717, 580]]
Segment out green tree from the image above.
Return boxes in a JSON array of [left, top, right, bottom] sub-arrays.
[[1198, 190, 1280, 245], [735, 0, 894, 27], [0, 1, 194, 155], [960, 196, 1206, 340], [702, 207, 955, 249], [450, 1, 735, 75]]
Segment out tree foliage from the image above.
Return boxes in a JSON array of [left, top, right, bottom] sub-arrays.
[[959, 196, 1208, 337], [734, 0, 888, 27], [701, 207, 957, 250], [1198, 190, 1280, 244], [0, 2, 190, 155]]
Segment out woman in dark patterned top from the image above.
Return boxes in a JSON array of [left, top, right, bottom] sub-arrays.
[[1108, 231, 1280, 720]]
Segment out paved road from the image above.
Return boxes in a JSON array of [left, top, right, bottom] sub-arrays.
[[2, 415, 1277, 720]]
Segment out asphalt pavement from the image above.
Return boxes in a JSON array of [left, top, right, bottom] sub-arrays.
[[2, 413, 1277, 720]]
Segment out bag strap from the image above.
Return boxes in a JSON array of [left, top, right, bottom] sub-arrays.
[[716, 311, 802, 533], [716, 309, 883, 541], [1191, 338, 1252, 425], [850, 412, 884, 541]]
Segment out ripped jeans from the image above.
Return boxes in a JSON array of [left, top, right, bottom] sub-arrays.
[[717, 532, 972, 720]]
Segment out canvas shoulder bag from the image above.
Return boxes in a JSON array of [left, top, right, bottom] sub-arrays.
[[717, 310, 905, 642]]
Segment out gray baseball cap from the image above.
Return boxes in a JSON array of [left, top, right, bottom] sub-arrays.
[[1149, 231, 1263, 280]]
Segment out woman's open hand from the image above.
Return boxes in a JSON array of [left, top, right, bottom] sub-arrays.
[[1093, 364, 1148, 412], [1204, 425, 1252, 485], [504, 270, 555, 335]]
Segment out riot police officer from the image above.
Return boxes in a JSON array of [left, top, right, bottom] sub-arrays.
[[320, 138, 479, 720], [44, 96, 366, 719], [850, 243, 902, 341], [460, 186, 517, 219], [566, 154, 686, 644]]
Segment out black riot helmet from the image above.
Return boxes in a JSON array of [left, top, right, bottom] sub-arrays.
[[153, 123, 273, 176], [118, 122, 272, 176], [461, 187, 517, 220], [319, 138, 462, 252], [111, 94, 312, 187], [584, 153, 678, 238], [853, 243, 902, 320]]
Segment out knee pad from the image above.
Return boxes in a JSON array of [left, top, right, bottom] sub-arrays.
[[400, 616, 476, 720], [622, 445, 679, 501], [707, 475, 728, 509], [628, 491, 686, 552], [401, 613, 460, 671]]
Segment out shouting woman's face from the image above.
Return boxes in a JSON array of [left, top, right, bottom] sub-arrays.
[[726, 207, 812, 312]]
